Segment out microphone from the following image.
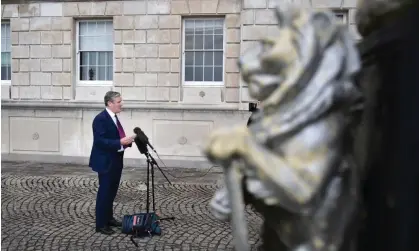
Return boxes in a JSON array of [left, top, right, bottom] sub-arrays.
[[133, 127, 156, 152]]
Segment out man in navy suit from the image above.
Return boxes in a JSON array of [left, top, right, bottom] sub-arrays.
[[89, 91, 135, 235]]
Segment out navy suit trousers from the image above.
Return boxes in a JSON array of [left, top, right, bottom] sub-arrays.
[[95, 152, 123, 228]]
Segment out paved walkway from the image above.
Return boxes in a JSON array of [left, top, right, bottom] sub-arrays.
[[1, 161, 263, 251]]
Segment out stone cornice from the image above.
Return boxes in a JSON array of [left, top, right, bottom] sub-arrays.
[[1, 100, 244, 111]]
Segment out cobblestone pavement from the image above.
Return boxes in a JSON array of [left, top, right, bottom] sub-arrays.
[[1, 161, 263, 251]]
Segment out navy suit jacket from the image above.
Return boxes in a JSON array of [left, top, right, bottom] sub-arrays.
[[89, 109, 129, 174]]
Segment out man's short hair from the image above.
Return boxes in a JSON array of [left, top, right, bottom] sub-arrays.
[[104, 91, 121, 106]]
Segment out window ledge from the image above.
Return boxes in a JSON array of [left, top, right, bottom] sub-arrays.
[[1, 100, 245, 111], [1, 81, 11, 85]]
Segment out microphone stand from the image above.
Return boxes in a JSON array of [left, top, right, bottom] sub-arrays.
[[144, 147, 175, 221]]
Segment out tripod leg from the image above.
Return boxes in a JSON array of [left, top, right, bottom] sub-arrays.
[[152, 162, 155, 212], [146, 160, 150, 214]]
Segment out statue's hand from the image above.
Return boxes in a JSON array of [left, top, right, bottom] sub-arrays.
[[204, 126, 249, 166]]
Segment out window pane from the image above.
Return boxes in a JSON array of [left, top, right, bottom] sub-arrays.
[[89, 52, 97, 66], [214, 52, 223, 66], [194, 52, 203, 66], [194, 67, 203, 81], [185, 66, 193, 81], [95, 34, 113, 51], [204, 52, 213, 66], [98, 66, 107, 80], [79, 22, 89, 35], [185, 35, 194, 50], [214, 20, 223, 34], [204, 66, 213, 81], [1, 67, 8, 80], [185, 20, 194, 35], [79, 21, 113, 51], [204, 20, 214, 34], [194, 35, 203, 50], [79, 36, 95, 51], [214, 66, 222, 81], [1, 23, 11, 52], [204, 35, 213, 50], [106, 66, 113, 81], [107, 52, 113, 66], [195, 20, 204, 35], [96, 22, 106, 35], [80, 66, 89, 80], [214, 35, 223, 49], [1, 52, 11, 65], [98, 52, 107, 66], [1, 52, 11, 80], [185, 52, 193, 66]]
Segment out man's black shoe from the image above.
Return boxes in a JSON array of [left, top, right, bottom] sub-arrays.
[[109, 218, 122, 227], [96, 226, 115, 235]]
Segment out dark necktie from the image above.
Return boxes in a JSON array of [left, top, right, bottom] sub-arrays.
[[115, 115, 127, 148]]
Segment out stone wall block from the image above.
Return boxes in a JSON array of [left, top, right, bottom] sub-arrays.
[[135, 73, 158, 86], [114, 16, 134, 30], [135, 15, 158, 29], [158, 73, 179, 86], [18, 32, 41, 45], [225, 88, 239, 102], [63, 3, 79, 16], [2, 4, 19, 18], [41, 59, 62, 72], [105, 1, 123, 15], [30, 17, 52, 31], [158, 44, 180, 58], [51, 17, 73, 31], [226, 14, 240, 28], [135, 59, 146, 72], [147, 1, 171, 15], [114, 73, 134, 86], [217, 0, 241, 14], [121, 87, 146, 101], [13, 73, 30, 86], [30, 72, 51, 86], [52, 45, 71, 58], [11, 18, 29, 31], [20, 86, 41, 99], [19, 59, 40, 72], [30, 45, 51, 58], [41, 86, 62, 100], [146, 87, 170, 101], [52, 73, 71, 86], [41, 31, 62, 44], [134, 44, 158, 58], [19, 4, 40, 17], [159, 15, 181, 29], [146, 59, 170, 73], [244, 0, 267, 9], [123, 1, 146, 15], [115, 44, 134, 58], [171, 0, 189, 14], [40, 3, 63, 17], [12, 45, 29, 58]]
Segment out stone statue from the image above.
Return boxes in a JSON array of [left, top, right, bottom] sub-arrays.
[[204, 3, 363, 251]]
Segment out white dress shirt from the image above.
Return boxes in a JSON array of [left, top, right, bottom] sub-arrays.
[[106, 108, 124, 152]]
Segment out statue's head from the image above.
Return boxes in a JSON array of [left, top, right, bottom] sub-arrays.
[[239, 3, 360, 108]]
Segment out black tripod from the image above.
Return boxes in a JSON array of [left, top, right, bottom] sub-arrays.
[[143, 150, 175, 221]]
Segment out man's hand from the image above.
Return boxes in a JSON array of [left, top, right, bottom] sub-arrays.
[[120, 135, 135, 146]]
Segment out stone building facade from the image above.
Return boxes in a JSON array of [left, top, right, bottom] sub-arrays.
[[1, 0, 360, 168]]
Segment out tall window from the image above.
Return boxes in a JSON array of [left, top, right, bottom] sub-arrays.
[[182, 18, 224, 86], [1, 22, 11, 84], [77, 20, 113, 85]]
